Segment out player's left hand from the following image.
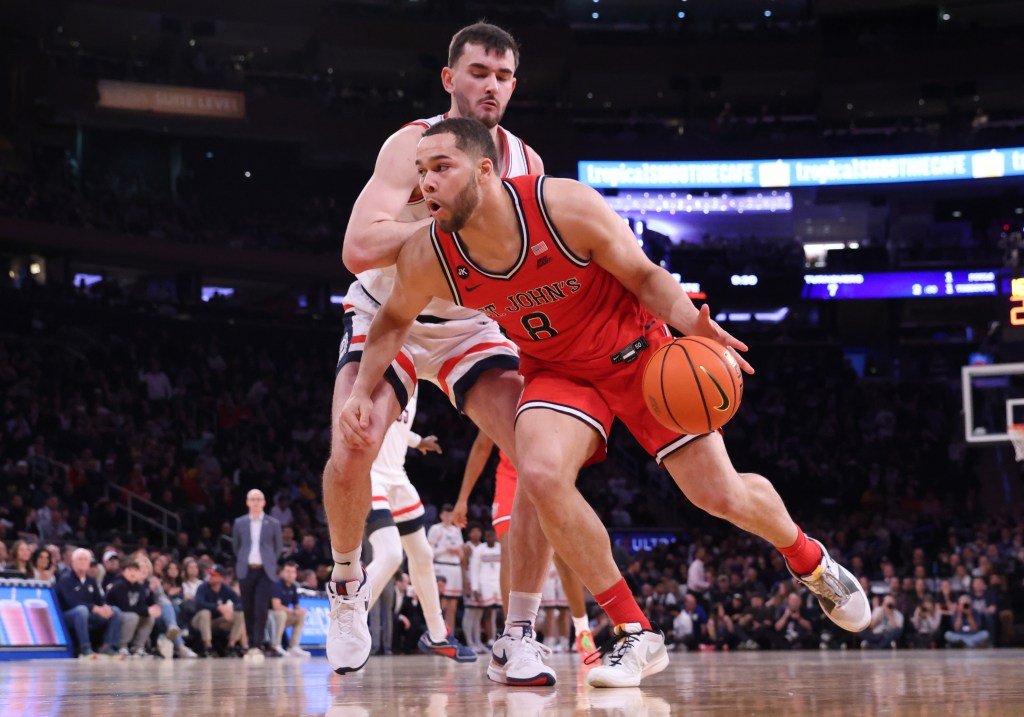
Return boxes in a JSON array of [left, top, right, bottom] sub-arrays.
[[417, 435, 442, 454], [691, 304, 754, 374]]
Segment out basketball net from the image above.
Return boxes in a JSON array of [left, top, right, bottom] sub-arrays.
[[1009, 424, 1024, 462]]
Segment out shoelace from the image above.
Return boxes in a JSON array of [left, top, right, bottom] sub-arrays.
[[583, 630, 641, 667], [329, 586, 363, 638], [517, 633, 553, 662], [806, 566, 851, 608]]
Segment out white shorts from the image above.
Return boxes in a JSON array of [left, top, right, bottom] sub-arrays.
[[433, 562, 463, 598], [542, 574, 567, 609], [338, 282, 519, 410], [370, 479, 425, 525], [475, 580, 502, 608]]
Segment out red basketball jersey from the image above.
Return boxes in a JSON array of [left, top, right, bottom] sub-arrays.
[[430, 175, 659, 370]]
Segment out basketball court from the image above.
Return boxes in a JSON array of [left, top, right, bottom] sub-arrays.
[[2, 650, 1022, 716]]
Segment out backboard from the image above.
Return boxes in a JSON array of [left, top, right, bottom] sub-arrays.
[[962, 361, 1024, 444]]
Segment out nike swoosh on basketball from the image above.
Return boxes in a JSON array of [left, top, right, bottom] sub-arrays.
[[492, 649, 508, 666], [465, 283, 483, 292], [700, 366, 731, 411]]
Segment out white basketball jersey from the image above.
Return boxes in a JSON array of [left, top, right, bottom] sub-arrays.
[[428, 522, 465, 566], [355, 113, 535, 321], [370, 388, 418, 487], [470, 541, 502, 591]]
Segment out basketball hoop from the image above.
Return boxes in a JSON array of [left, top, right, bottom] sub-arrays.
[[1009, 424, 1024, 462]]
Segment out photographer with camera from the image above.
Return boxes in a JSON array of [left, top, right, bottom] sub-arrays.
[[944, 595, 992, 648], [909, 597, 942, 648], [861, 595, 905, 649]]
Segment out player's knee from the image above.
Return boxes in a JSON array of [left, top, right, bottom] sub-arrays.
[[694, 485, 742, 521], [400, 529, 433, 568], [517, 459, 573, 502], [370, 530, 403, 574]]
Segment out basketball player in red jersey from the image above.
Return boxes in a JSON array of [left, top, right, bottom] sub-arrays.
[[340, 118, 871, 688], [453, 433, 596, 658], [325, 23, 560, 683]]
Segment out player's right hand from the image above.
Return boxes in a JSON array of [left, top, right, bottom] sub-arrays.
[[339, 394, 374, 448]]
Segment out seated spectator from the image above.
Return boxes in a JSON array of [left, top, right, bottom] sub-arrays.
[[861, 595, 905, 649], [945, 595, 992, 648], [705, 602, 736, 651], [670, 604, 695, 652], [674, 593, 706, 651], [106, 558, 161, 657], [139, 554, 196, 658], [38, 507, 72, 543], [0, 540, 8, 570], [101, 550, 121, 591], [392, 573, 425, 655], [909, 597, 942, 648], [269, 561, 309, 657], [29, 546, 56, 584], [292, 534, 323, 572], [734, 592, 773, 650], [772, 592, 816, 650], [190, 564, 247, 657], [968, 576, 998, 638], [55, 548, 121, 658], [10, 539, 33, 576], [987, 574, 1016, 647]]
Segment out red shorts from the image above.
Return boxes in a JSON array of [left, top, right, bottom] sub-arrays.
[[491, 452, 517, 540], [515, 322, 703, 464]]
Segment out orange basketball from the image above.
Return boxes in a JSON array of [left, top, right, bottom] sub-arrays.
[[642, 336, 744, 434]]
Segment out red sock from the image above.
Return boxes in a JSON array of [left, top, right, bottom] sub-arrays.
[[594, 578, 651, 630], [776, 527, 823, 575]]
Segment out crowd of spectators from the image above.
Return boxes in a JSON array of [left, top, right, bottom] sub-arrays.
[[0, 153, 350, 254], [0, 281, 1020, 658]]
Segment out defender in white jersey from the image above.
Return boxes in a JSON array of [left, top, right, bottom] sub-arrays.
[[326, 22, 557, 685], [361, 387, 475, 662]]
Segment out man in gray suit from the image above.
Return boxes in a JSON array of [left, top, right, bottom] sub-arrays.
[[233, 489, 283, 657]]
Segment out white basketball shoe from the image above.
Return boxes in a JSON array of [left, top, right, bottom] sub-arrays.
[[585, 623, 669, 688], [487, 623, 557, 686], [326, 570, 372, 674], [788, 537, 871, 632]]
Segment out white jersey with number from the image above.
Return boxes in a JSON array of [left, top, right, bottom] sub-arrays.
[[353, 113, 535, 321]]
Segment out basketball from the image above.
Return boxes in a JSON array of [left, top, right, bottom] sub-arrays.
[[642, 336, 744, 434]]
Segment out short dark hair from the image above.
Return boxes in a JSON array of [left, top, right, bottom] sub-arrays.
[[282, 560, 298, 570], [423, 118, 498, 167], [449, 22, 520, 70]]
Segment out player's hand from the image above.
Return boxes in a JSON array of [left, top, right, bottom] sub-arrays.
[[691, 304, 754, 374], [339, 394, 374, 448], [452, 499, 469, 528], [417, 435, 442, 455]]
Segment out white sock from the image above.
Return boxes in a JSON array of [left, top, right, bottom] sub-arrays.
[[573, 615, 590, 637], [365, 527, 403, 610], [462, 607, 482, 647], [401, 529, 448, 643], [505, 592, 542, 636], [331, 547, 363, 583]]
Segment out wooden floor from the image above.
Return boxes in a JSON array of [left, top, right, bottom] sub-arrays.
[[2, 649, 1023, 716]]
